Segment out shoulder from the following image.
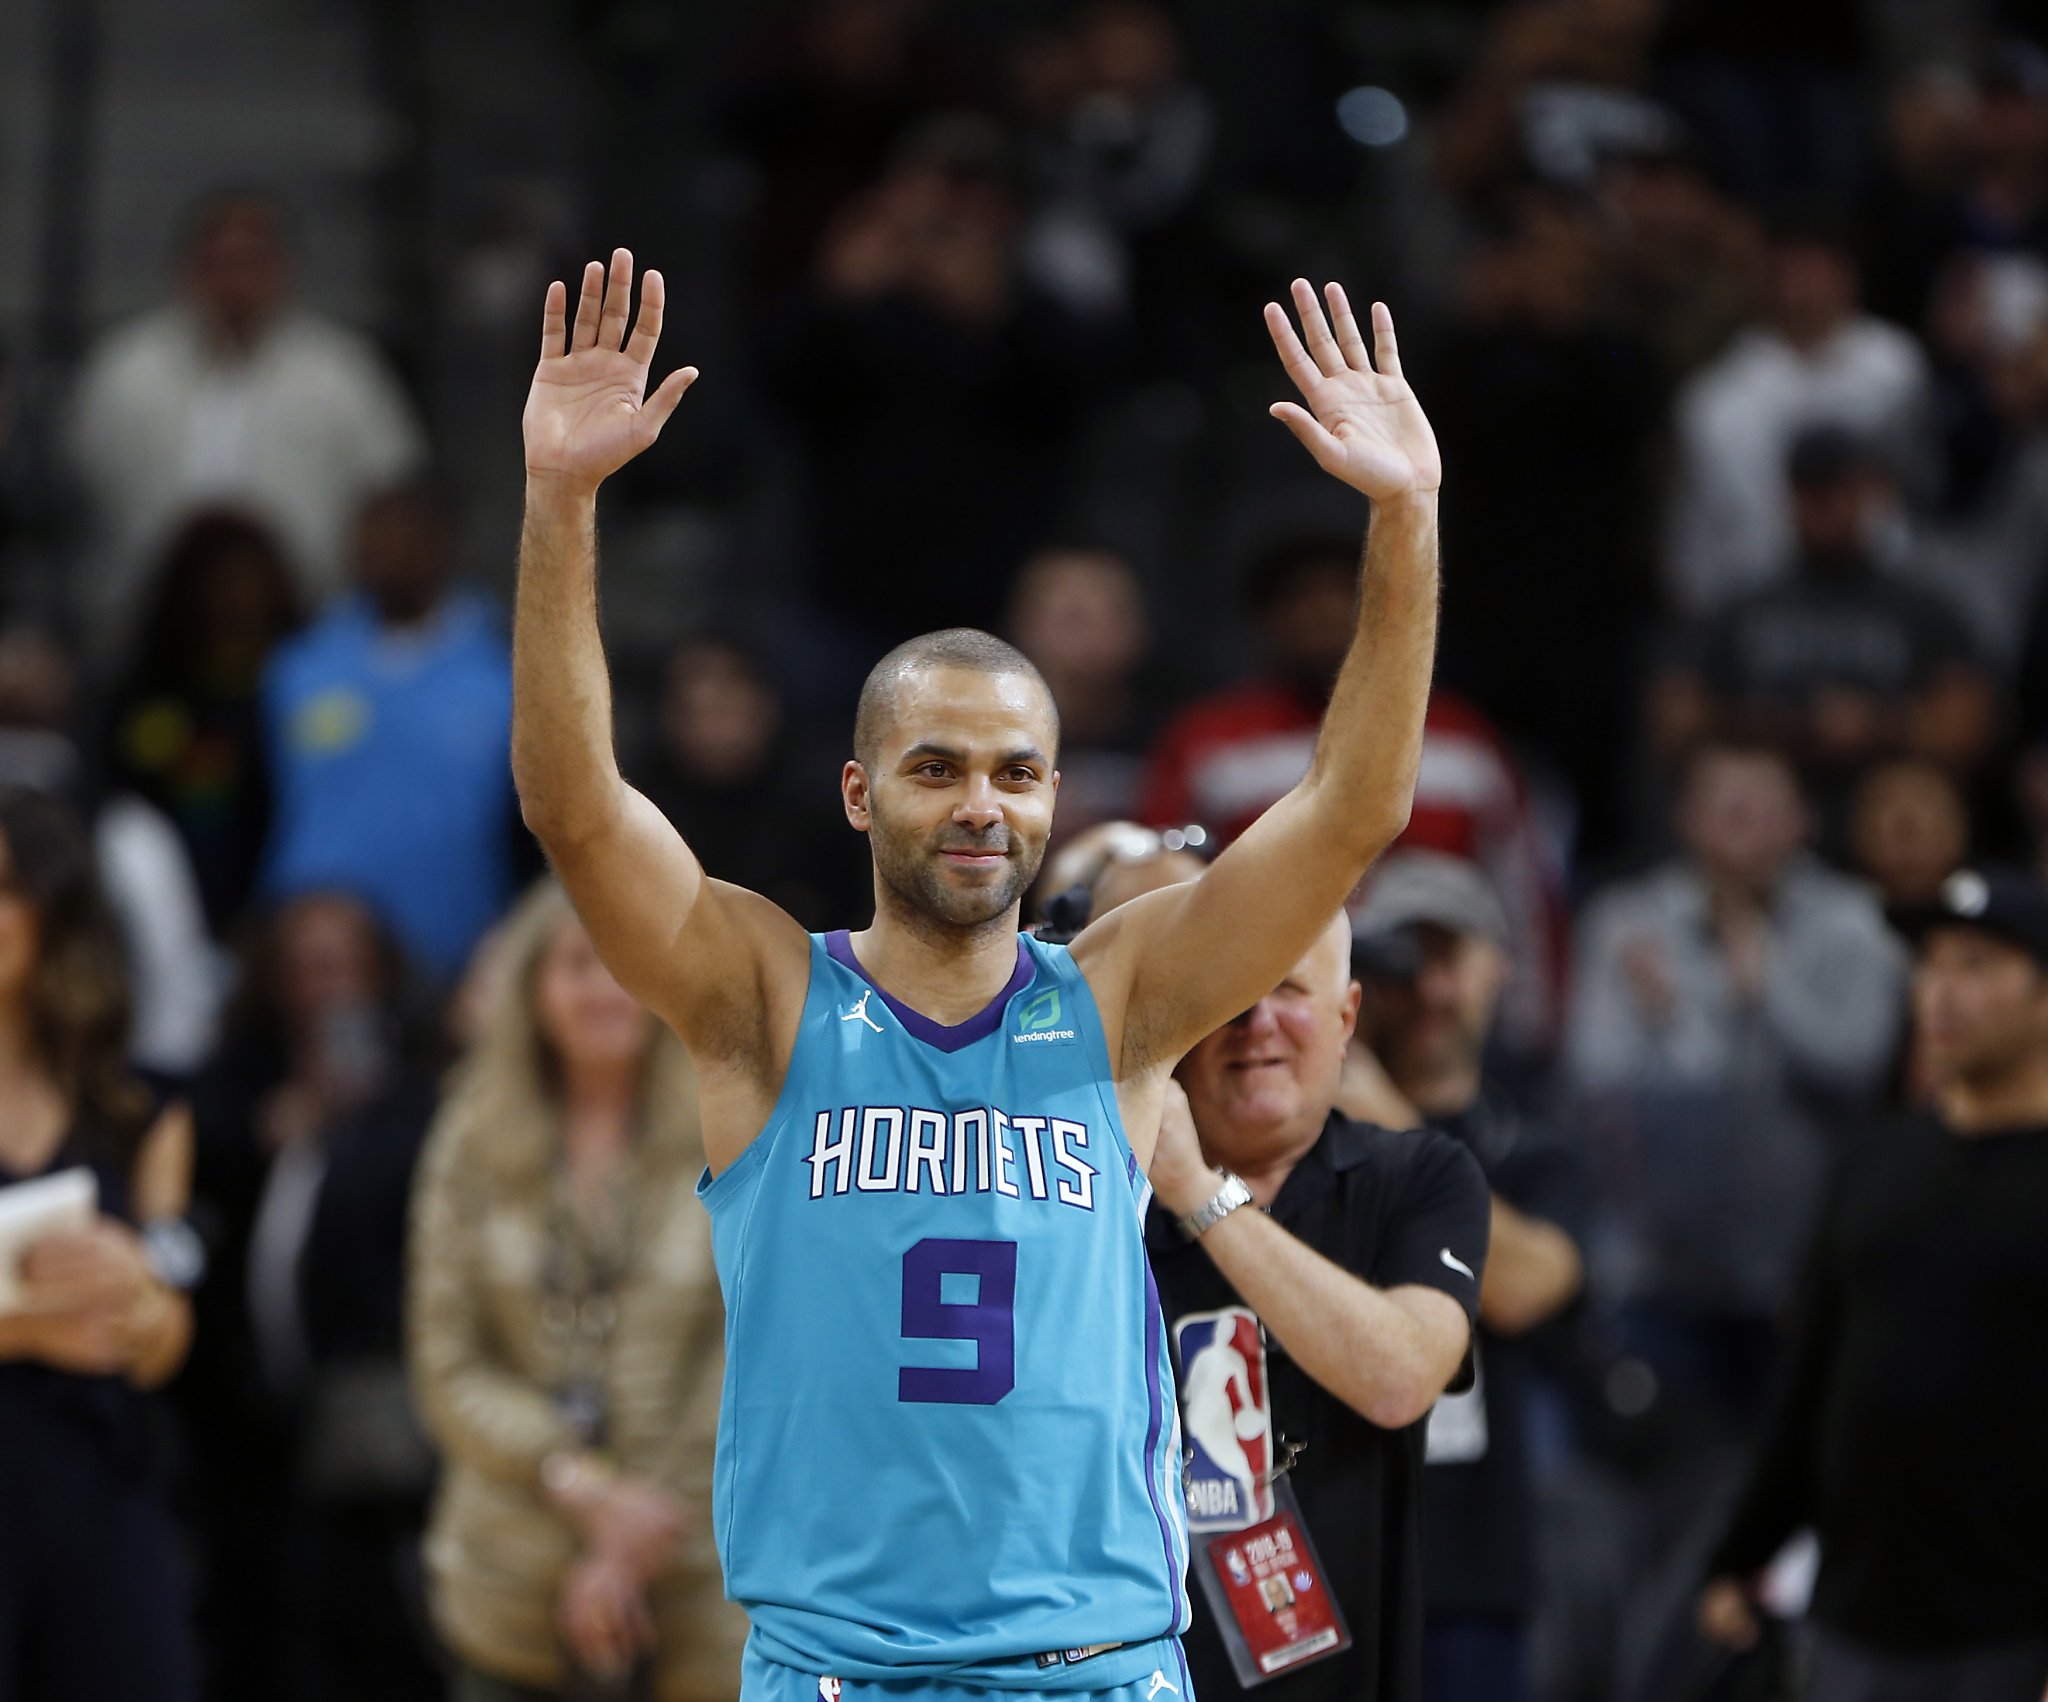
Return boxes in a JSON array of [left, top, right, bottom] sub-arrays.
[[79, 308, 192, 381], [1842, 314, 1928, 372], [271, 311, 400, 375], [267, 604, 362, 681], [1575, 863, 1684, 939], [1322, 1118, 1488, 1220], [1780, 861, 1898, 942]]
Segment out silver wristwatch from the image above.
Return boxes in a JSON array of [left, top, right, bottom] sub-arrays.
[[1178, 1171, 1255, 1240]]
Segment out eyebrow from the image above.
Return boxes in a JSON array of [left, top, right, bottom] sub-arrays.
[[900, 742, 1049, 769]]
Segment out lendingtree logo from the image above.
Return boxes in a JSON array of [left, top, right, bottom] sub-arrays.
[[1013, 988, 1077, 1043]]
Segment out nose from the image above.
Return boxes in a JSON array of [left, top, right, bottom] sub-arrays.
[[954, 775, 1003, 831], [1230, 997, 1280, 1038]]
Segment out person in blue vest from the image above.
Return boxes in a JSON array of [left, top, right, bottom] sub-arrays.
[[511, 250, 1444, 1702], [258, 481, 518, 982]]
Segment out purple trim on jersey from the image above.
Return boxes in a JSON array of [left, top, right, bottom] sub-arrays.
[[1138, 1258, 1182, 1614], [823, 930, 1034, 1054]]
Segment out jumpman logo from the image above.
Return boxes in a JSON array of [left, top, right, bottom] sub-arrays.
[[1146, 1672, 1180, 1700], [841, 990, 884, 1034]]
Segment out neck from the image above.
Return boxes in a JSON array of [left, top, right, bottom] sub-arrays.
[[561, 1057, 638, 1126], [1401, 1063, 1480, 1122], [854, 891, 1022, 1027], [1938, 1052, 2048, 1134], [200, 308, 270, 358]]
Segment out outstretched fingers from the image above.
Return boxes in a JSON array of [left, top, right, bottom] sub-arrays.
[[1325, 283, 1372, 371], [599, 248, 634, 352], [1269, 400, 1345, 476], [1289, 277, 1346, 377], [643, 364, 700, 435], [625, 268, 666, 368], [570, 260, 605, 352], [539, 279, 568, 361], [1370, 300, 1402, 379], [1264, 300, 1325, 397]]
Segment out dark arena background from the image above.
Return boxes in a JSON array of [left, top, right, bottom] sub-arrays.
[[2, 2, 2047, 1701]]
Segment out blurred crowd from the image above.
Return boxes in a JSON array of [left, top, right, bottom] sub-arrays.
[[4, 0, 2048, 1698]]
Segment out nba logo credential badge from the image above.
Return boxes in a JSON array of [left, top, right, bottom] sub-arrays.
[[1172, 1306, 1275, 1532]]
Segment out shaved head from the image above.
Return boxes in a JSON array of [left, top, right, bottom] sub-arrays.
[[854, 628, 1058, 769]]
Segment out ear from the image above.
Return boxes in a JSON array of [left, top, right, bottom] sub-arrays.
[[843, 760, 873, 833], [1338, 979, 1362, 1045]]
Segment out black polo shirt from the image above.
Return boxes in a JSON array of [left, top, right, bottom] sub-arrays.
[[1146, 1114, 1491, 1702]]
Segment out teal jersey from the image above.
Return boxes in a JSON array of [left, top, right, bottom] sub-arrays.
[[698, 930, 1190, 1689]]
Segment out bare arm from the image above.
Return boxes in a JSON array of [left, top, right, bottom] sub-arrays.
[[514, 251, 807, 1104], [1478, 1197, 1581, 1337], [1149, 1086, 1470, 1428], [1076, 281, 1440, 1069], [1185, 1205, 1469, 1429]]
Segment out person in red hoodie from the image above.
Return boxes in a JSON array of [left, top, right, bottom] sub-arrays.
[[1138, 536, 1567, 1059]]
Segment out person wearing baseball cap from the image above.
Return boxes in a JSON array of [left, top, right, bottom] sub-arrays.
[[1699, 864, 2048, 1701], [1351, 851, 1589, 1702]]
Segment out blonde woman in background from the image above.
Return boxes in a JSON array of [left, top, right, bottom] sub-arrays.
[[408, 880, 744, 1702]]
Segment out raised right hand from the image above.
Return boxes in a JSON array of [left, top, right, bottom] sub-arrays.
[[523, 248, 698, 496]]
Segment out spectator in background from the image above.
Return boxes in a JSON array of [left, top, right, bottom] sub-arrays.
[[1848, 756, 1971, 909], [1352, 853, 1588, 1702], [1426, 186, 1664, 859], [1152, 906, 1488, 1702], [1862, 46, 2048, 336], [764, 114, 1110, 643], [177, 891, 434, 1702], [1431, 0, 1675, 203], [1653, 425, 1997, 841], [1568, 741, 1903, 1444], [0, 626, 221, 1082], [1663, 215, 1931, 615], [1006, 546, 1162, 837], [1596, 138, 1765, 379], [65, 189, 426, 648], [106, 508, 303, 935], [408, 882, 745, 1702], [630, 632, 867, 930], [1010, 0, 1215, 358], [0, 788, 200, 1701], [720, 0, 955, 305], [1699, 866, 2048, 1702], [1913, 253, 2048, 664], [259, 481, 520, 983], [1139, 537, 1568, 1061]]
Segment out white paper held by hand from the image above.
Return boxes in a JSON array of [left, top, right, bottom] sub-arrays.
[[0, 1167, 99, 1314]]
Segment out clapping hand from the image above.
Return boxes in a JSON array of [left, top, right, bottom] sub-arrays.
[[1265, 280, 1441, 505], [524, 248, 698, 496]]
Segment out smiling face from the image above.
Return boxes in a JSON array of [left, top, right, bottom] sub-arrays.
[[846, 664, 1060, 930], [1176, 913, 1359, 1166]]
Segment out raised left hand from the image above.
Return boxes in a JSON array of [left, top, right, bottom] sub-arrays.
[[1265, 280, 1441, 503]]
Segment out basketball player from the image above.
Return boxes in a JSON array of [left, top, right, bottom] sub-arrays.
[[512, 250, 1442, 1702]]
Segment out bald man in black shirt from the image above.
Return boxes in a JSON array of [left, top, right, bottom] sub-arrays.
[[1146, 911, 1490, 1702], [1700, 866, 2048, 1702]]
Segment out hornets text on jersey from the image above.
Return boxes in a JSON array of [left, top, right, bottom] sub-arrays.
[[697, 930, 1191, 1691]]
